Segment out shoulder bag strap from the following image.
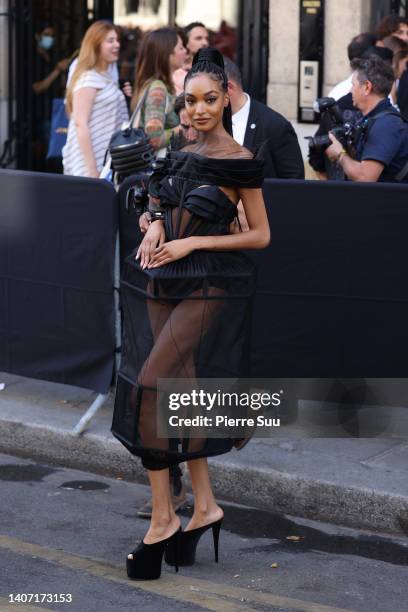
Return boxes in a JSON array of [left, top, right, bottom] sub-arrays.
[[128, 85, 150, 128]]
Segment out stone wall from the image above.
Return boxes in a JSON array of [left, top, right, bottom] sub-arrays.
[[267, 0, 300, 119], [268, 0, 372, 119], [323, 0, 371, 94]]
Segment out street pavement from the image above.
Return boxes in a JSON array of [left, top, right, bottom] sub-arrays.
[[1, 452, 408, 612], [0, 372, 408, 537]]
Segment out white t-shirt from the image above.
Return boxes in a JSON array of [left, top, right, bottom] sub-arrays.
[[62, 69, 128, 177], [328, 75, 353, 100], [231, 93, 251, 145], [67, 59, 119, 87]]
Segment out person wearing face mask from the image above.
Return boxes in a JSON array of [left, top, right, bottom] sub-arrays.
[[32, 26, 72, 95], [63, 21, 129, 178], [31, 25, 73, 171]]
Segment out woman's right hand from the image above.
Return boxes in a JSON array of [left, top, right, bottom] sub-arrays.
[[56, 58, 71, 72], [135, 221, 165, 269]]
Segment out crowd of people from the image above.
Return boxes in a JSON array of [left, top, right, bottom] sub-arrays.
[[310, 14, 408, 183], [36, 13, 408, 186], [56, 19, 303, 181]]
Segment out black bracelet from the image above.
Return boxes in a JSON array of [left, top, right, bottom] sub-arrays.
[[149, 210, 165, 221]]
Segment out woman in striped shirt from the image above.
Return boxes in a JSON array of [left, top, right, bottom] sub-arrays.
[[130, 28, 187, 156], [63, 21, 128, 178]]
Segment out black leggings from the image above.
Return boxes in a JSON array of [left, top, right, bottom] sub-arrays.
[[141, 457, 182, 476]]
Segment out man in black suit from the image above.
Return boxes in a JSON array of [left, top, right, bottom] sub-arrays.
[[224, 59, 304, 179]]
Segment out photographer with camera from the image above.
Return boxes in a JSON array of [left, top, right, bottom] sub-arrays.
[[308, 94, 360, 180], [308, 33, 380, 180], [325, 56, 408, 182]]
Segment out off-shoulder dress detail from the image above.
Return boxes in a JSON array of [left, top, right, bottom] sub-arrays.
[[112, 148, 264, 469]]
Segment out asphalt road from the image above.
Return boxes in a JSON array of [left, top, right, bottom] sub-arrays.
[[0, 452, 407, 612]]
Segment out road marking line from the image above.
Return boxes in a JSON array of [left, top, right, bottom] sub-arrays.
[[0, 534, 352, 612]]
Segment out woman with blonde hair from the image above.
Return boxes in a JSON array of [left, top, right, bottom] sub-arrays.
[[130, 28, 186, 154], [63, 21, 128, 178]]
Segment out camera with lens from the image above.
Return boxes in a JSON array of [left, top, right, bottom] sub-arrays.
[[306, 97, 362, 155], [125, 157, 168, 217]]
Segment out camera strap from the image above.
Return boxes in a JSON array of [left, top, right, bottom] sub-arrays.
[[361, 108, 408, 182], [361, 108, 407, 137], [395, 159, 408, 182]]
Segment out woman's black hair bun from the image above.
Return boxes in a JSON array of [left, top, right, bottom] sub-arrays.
[[192, 47, 225, 69]]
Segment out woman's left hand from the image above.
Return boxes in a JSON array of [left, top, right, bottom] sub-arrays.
[[148, 238, 193, 268], [325, 133, 344, 162]]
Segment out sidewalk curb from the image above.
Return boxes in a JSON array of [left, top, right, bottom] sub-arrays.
[[1, 417, 407, 537], [209, 461, 408, 538]]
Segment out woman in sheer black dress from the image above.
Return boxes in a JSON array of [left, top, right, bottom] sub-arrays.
[[113, 48, 270, 580]]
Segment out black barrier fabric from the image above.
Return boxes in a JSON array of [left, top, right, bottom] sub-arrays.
[[0, 170, 117, 392], [250, 179, 408, 378]]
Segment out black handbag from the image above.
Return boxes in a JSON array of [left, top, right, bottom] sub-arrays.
[[108, 87, 154, 179]]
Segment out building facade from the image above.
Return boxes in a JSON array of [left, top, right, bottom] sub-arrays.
[[0, 0, 406, 169]]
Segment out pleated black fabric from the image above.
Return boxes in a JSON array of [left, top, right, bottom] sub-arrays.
[[165, 149, 264, 189], [112, 148, 263, 469]]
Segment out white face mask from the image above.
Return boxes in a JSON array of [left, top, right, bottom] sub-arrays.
[[39, 35, 54, 50]]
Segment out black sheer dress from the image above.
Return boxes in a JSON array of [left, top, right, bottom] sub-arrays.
[[112, 147, 264, 469]]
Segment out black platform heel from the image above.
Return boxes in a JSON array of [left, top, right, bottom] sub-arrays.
[[127, 527, 181, 580], [165, 518, 223, 567]]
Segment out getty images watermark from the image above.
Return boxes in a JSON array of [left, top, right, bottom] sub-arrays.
[[156, 379, 283, 438], [156, 377, 408, 440]]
